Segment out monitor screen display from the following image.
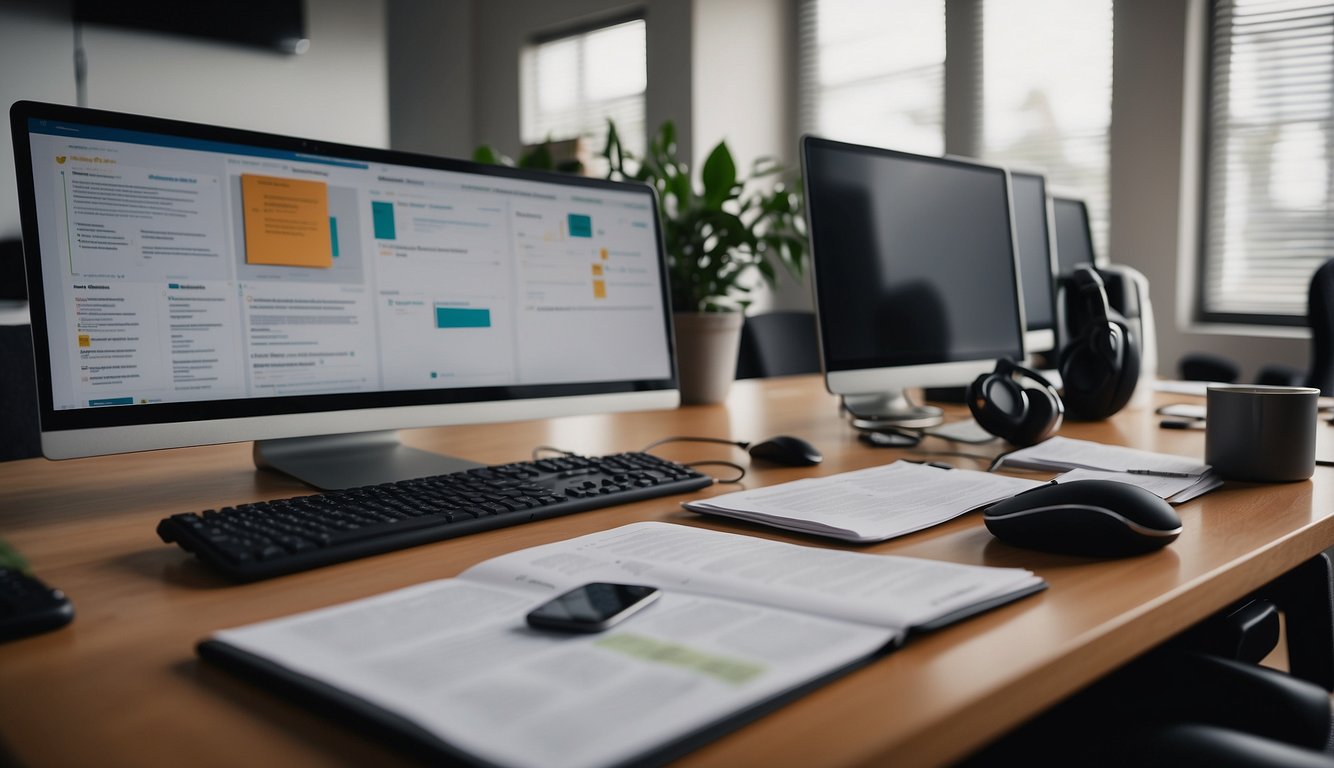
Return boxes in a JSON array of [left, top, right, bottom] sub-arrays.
[[802, 137, 1024, 381], [1052, 196, 1096, 275], [1010, 171, 1056, 337], [12, 102, 676, 461]]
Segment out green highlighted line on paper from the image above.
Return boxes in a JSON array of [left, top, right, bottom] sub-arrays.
[[596, 633, 765, 685]]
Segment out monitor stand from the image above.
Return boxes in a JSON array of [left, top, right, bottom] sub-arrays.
[[253, 431, 485, 491], [841, 391, 943, 431]]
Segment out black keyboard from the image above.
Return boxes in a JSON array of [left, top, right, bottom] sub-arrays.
[[156, 453, 712, 581]]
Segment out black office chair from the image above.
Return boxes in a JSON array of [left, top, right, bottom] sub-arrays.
[[734, 310, 821, 380], [1178, 258, 1334, 392], [962, 552, 1334, 767], [1178, 352, 1240, 384], [1306, 259, 1334, 396], [0, 324, 41, 461]]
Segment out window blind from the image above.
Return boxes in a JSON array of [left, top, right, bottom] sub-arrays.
[[797, 0, 946, 156], [980, 0, 1114, 261], [1202, 0, 1334, 322], [520, 18, 646, 174]]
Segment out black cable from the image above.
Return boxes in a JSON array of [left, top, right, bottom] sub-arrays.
[[987, 448, 1019, 473], [639, 435, 750, 453], [531, 445, 579, 460], [682, 460, 746, 484], [528, 443, 743, 484]]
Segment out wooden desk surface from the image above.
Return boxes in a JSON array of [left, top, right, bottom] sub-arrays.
[[3, 376, 1332, 767]]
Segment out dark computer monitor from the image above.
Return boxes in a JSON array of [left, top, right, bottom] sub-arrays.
[[1051, 195, 1097, 276], [1010, 170, 1058, 356], [801, 136, 1025, 429], [10, 101, 678, 489]]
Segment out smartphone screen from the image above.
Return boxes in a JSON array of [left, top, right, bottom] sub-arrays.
[[525, 583, 661, 633]]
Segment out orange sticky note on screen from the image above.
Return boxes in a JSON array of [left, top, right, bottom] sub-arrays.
[[593, 280, 607, 299], [241, 175, 333, 268], [592, 263, 603, 276]]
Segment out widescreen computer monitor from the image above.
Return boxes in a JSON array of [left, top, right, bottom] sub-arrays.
[[10, 101, 678, 489], [1010, 170, 1059, 356], [800, 136, 1025, 429], [1051, 195, 1097, 276]]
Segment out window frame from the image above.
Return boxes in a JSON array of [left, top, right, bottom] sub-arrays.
[[1195, 0, 1333, 328], [519, 10, 647, 162]]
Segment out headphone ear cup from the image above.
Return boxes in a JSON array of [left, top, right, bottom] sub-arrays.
[[969, 371, 1034, 445], [1061, 320, 1140, 420], [1102, 320, 1140, 414], [1011, 384, 1062, 446]]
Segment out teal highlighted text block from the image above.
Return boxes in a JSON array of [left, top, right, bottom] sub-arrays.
[[435, 306, 491, 328], [89, 397, 134, 407], [568, 213, 592, 238], [372, 201, 396, 240]]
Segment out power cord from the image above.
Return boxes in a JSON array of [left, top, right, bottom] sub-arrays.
[[532, 436, 753, 483]]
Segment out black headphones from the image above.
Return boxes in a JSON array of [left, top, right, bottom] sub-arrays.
[[967, 359, 1064, 446], [1059, 267, 1140, 420]]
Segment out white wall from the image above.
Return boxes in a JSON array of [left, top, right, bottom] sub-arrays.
[[0, 0, 389, 239], [387, 0, 474, 159], [0, 1, 77, 240]]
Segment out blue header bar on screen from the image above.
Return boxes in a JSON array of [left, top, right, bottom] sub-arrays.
[[27, 118, 369, 169]]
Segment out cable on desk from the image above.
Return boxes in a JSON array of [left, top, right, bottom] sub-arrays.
[[532, 445, 579, 460], [639, 435, 751, 452], [530, 441, 742, 484], [680, 460, 745, 484], [987, 449, 1017, 473]]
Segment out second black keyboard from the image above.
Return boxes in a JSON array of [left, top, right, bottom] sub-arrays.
[[156, 452, 713, 581]]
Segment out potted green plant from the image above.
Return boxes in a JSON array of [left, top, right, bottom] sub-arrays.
[[476, 121, 807, 404], [600, 122, 807, 403]]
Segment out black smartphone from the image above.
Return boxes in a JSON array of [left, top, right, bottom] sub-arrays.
[[858, 430, 920, 448], [525, 582, 661, 633]]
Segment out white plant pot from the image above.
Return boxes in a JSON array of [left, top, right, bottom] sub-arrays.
[[672, 312, 743, 405]]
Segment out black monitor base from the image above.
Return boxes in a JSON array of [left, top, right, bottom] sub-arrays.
[[841, 392, 943, 431], [253, 431, 484, 491]]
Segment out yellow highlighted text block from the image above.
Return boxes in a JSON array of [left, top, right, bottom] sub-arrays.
[[78, 334, 91, 348], [241, 175, 332, 268], [593, 280, 607, 299]]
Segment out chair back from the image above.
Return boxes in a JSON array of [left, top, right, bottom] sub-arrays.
[[0, 324, 41, 461], [735, 311, 821, 380], [1307, 260, 1334, 396]]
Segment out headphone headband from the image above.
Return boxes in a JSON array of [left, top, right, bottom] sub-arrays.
[[994, 358, 1058, 394], [1072, 266, 1111, 329]]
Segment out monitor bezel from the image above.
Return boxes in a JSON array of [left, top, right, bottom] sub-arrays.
[[799, 135, 1026, 398], [11, 100, 680, 459], [1009, 168, 1059, 356], [1050, 193, 1100, 276]]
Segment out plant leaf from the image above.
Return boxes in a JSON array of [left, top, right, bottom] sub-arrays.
[[701, 142, 738, 209]]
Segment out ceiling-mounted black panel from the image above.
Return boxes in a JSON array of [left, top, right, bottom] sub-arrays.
[[73, 0, 309, 54]]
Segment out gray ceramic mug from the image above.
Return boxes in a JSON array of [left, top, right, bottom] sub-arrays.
[[1205, 385, 1319, 482]]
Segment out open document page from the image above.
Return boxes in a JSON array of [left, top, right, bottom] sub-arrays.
[[994, 436, 1210, 475], [1052, 467, 1220, 504], [203, 523, 1043, 768], [993, 437, 1220, 503], [682, 461, 1043, 543]]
